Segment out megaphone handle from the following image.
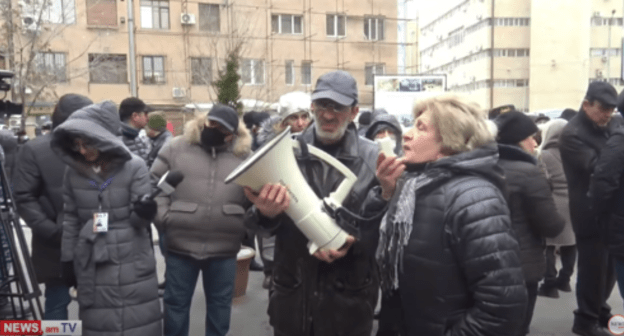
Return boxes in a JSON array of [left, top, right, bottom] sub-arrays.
[[295, 142, 358, 205]]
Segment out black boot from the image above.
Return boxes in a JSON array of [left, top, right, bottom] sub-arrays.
[[537, 283, 559, 298]]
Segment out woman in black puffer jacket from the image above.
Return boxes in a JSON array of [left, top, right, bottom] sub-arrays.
[[365, 96, 527, 336], [494, 111, 565, 336]]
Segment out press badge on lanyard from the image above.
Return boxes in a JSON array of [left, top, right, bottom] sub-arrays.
[[89, 176, 114, 233]]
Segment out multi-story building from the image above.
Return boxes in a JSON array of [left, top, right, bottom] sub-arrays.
[[418, 0, 624, 112], [2, 0, 397, 121]]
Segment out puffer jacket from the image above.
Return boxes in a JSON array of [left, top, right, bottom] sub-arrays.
[[245, 122, 381, 336], [120, 123, 151, 163], [146, 130, 172, 168], [14, 133, 66, 283], [498, 144, 565, 283], [364, 143, 527, 336], [538, 120, 575, 246], [151, 114, 252, 260], [590, 127, 624, 258], [51, 101, 162, 336], [560, 109, 622, 238]]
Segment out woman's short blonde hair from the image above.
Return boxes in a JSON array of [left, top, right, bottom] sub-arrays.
[[413, 95, 493, 155]]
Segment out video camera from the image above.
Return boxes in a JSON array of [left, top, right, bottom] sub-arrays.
[[0, 70, 23, 116]]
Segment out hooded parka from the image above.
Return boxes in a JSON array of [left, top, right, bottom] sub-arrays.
[[245, 122, 381, 336], [51, 101, 162, 336], [151, 114, 252, 259]]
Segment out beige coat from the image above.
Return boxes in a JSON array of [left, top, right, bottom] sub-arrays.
[[151, 114, 252, 259]]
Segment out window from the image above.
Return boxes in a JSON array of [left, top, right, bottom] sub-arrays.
[[142, 56, 165, 84], [20, 0, 76, 24], [86, 0, 116, 26], [34, 52, 67, 82], [364, 16, 384, 41], [271, 14, 302, 34], [285, 60, 294, 85], [199, 4, 219, 32], [88, 54, 127, 84], [191, 57, 212, 85], [242, 59, 264, 85], [365, 63, 384, 85], [140, 0, 169, 29], [301, 61, 312, 85], [326, 14, 346, 37]]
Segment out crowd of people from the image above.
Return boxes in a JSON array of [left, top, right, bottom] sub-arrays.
[[3, 70, 624, 336]]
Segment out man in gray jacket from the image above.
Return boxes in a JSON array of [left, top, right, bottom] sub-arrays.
[[119, 97, 152, 162], [151, 104, 252, 336]]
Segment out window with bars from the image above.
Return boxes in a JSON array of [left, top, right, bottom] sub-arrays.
[[285, 60, 294, 85], [271, 14, 303, 34], [140, 0, 169, 29], [326, 14, 346, 37], [142, 56, 166, 84], [191, 57, 212, 85], [365, 63, 384, 85], [34, 52, 67, 82], [199, 4, 219, 32], [242, 59, 265, 85], [301, 61, 312, 85], [86, 0, 116, 26], [88, 54, 127, 84], [364, 16, 384, 40]]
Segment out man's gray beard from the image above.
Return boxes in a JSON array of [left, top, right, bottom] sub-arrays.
[[313, 118, 350, 144]]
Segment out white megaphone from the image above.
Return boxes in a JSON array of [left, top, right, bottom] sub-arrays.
[[225, 127, 357, 255]]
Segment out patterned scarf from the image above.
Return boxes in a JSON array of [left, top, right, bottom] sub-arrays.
[[375, 167, 453, 294]]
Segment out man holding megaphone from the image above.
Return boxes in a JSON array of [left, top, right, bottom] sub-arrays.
[[244, 71, 386, 336]]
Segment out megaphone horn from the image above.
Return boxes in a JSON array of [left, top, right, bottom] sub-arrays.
[[225, 127, 357, 254]]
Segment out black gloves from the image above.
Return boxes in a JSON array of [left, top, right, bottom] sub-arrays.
[[133, 195, 157, 221], [61, 261, 77, 288]]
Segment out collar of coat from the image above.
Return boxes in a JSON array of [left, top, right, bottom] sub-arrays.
[[297, 121, 366, 159], [497, 143, 537, 165], [121, 122, 140, 140], [182, 113, 252, 158]]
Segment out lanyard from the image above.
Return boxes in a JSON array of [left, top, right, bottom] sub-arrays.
[[89, 176, 115, 212]]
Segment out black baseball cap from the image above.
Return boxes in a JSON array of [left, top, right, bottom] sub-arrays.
[[311, 70, 358, 106], [585, 81, 618, 107], [208, 104, 239, 134]]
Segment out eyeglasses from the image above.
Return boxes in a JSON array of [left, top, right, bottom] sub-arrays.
[[313, 100, 350, 113], [72, 138, 95, 152]]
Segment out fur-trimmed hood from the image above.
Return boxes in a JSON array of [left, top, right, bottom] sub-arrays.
[[182, 113, 252, 157]]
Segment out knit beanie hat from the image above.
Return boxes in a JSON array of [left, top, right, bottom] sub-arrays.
[[52, 94, 93, 129], [495, 111, 538, 145], [147, 112, 167, 132]]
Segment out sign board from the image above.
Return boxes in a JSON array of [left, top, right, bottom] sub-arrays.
[[373, 74, 447, 128]]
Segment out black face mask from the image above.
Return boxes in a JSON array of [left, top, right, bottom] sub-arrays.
[[201, 127, 226, 147]]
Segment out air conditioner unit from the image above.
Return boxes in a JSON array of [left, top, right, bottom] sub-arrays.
[[181, 13, 196, 25], [596, 69, 604, 78], [172, 87, 186, 98], [21, 16, 39, 32], [602, 56, 609, 63]]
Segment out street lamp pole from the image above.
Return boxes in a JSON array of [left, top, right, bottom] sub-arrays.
[[127, 0, 138, 97], [609, 9, 615, 80]]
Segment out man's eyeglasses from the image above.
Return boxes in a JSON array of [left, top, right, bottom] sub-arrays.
[[313, 100, 350, 113]]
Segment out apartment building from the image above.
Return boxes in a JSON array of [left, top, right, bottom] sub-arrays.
[[418, 0, 624, 112], [2, 0, 398, 117]]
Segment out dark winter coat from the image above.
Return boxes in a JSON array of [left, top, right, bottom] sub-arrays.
[[146, 129, 172, 168], [560, 109, 622, 238], [14, 134, 66, 283], [120, 123, 151, 163], [589, 127, 624, 259], [151, 114, 252, 260], [51, 101, 162, 336], [245, 123, 381, 336], [365, 143, 527, 336], [0, 130, 18, 181], [498, 144, 565, 283]]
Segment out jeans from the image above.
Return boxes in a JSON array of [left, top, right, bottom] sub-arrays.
[[543, 245, 577, 286], [163, 252, 236, 336], [44, 281, 71, 320]]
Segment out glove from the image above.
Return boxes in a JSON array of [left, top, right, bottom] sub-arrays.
[[133, 195, 157, 221], [61, 261, 77, 288]]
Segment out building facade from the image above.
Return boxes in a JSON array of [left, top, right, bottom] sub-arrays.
[[418, 0, 624, 112], [2, 0, 398, 117]]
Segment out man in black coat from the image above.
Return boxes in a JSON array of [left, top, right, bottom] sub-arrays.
[[244, 71, 381, 336], [13, 94, 92, 320], [560, 81, 621, 336]]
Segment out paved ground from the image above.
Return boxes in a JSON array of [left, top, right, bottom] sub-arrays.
[[22, 225, 624, 335]]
